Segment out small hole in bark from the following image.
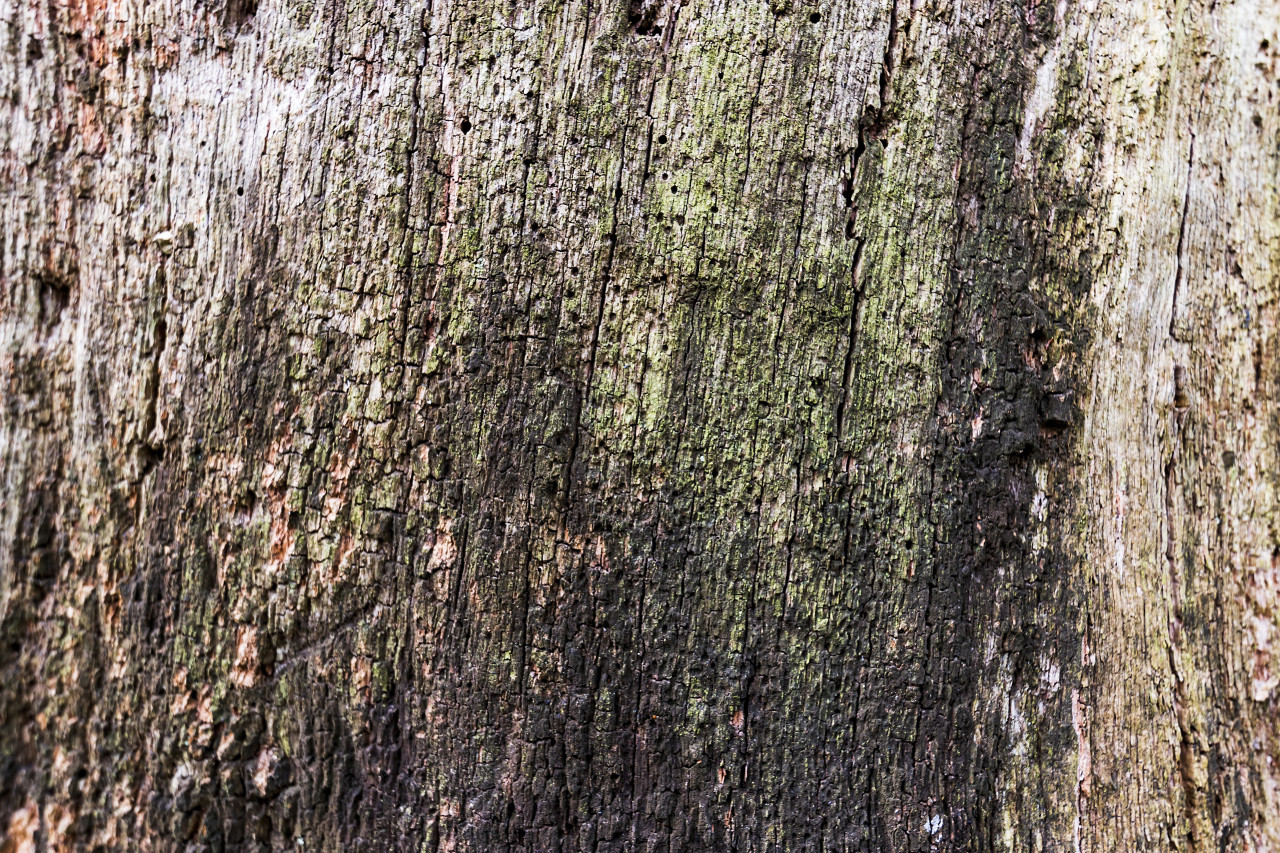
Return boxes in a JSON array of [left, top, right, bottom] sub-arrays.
[[1253, 114, 1263, 128], [662, 172, 669, 180], [460, 118, 472, 133], [1173, 365, 1190, 409], [39, 275, 71, 327], [226, 0, 257, 27], [710, 204, 718, 213], [810, 11, 822, 22], [585, 186, 594, 195], [237, 187, 244, 196], [571, 267, 579, 274], [657, 134, 668, 144], [1262, 39, 1271, 50], [671, 184, 679, 193], [615, 186, 624, 199]]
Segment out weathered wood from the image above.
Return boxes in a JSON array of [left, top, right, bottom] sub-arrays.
[[2, 0, 1278, 849]]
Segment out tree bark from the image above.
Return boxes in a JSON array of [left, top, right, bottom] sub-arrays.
[[3, 0, 1279, 849]]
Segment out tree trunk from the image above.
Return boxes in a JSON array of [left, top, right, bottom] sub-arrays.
[[3, 0, 1279, 848]]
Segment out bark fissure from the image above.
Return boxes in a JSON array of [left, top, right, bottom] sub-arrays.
[[1170, 132, 1196, 341]]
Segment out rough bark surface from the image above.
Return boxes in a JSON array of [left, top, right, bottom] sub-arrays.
[[2, 0, 1279, 849]]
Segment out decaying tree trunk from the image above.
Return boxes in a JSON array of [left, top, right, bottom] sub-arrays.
[[3, 0, 1280, 848]]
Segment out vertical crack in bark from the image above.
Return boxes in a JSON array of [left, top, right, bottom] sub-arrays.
[[834, 93, 881, 444], [1071, 682, 1092, 853], [138, 277, 168, 482], [835, 235, 866, 444], [560, 122, 630, 511], [395, 0, 431, 368], [142, 315, 167, 449], [879, 0, 901, 114], [738, 16, 777, 193], [1170, 133, 1195, 341], [1165, 438, 1201, 851]]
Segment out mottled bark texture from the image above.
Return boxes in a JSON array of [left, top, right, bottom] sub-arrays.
[[3, 0, 1280, 849]]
